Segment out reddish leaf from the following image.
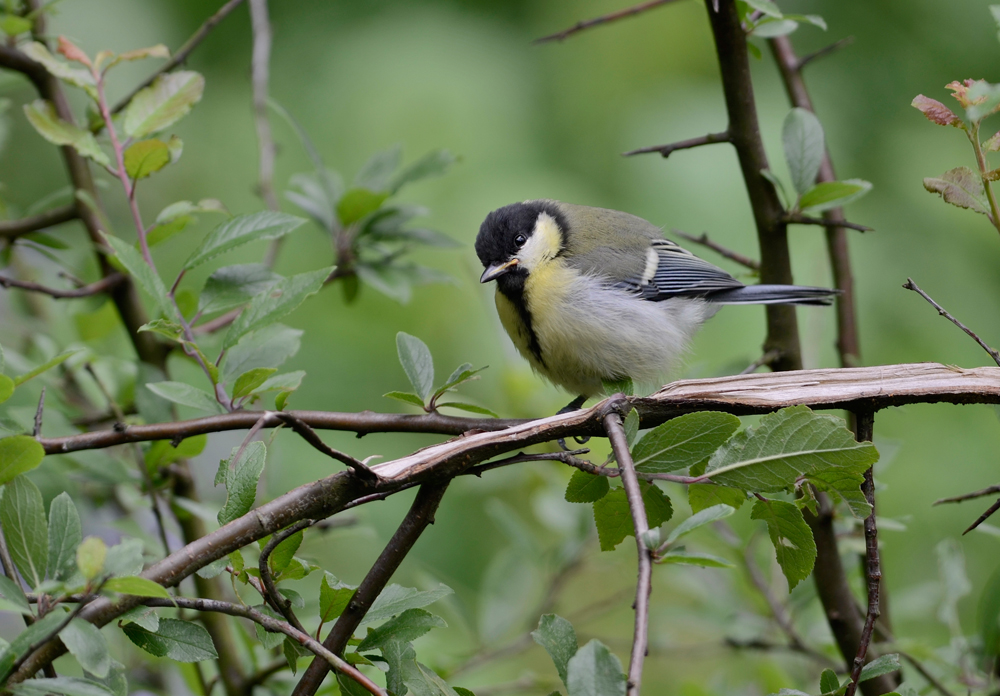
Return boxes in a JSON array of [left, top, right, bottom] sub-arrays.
[[947, 78, 988, 108], [911, 95, 960, 127], [57, 36, 91, 67]]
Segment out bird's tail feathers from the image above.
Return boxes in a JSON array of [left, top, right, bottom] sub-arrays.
[[707, 284, 838, 306]]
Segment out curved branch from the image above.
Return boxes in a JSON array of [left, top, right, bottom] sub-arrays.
[[0, 272, 126, 299], [535, 0, 682, 44], [0, 204, 78, 240], [258, 519, 313, 634]]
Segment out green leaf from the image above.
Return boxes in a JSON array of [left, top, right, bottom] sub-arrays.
[[21, 43, 96, 95], [336, 188, 389, 226], [354, 145, 402, 191], [742, 0, 782, 17], [221, 324, 302, 383], [217, 441, 266, 526], [437, 402, 499, 417], [357, 608, 447, 651], [265, 530, 302, 576], [198, 264, 281, 316], [23, 100, 108, 167], [622, 408, 640, 449], [383, 391, 426, 407], [761, 168, 791, 209], [437, 363, 486, 394], [123, 71, 204, 139], [798, 179, 872, 213], [820, 668, 840, 694], [146, 382, 224, 414], [184, 211, 306, 271], [102, 233, 172, 317], [750, 499, 817, 590], [750, 18, 799, 38], [396, 332, 434, 401], [365, 583, 453, 625], [118, 606, 159, 631], [782, 108, 825, 195], [923, 167, 990, 217], [104, 538, 144, 577], [104, 576, 171, 599], [593, 483, 672, 552], [121, 618, 217, 662], [0, 435, 45, 484], [633, 412, 740, 473], [222, 267, 332, 350], [101, 44, 170, 70], [380, 638, 416, 696], [156, 199, 228, 225], [0, 611, 64, 681], [664, 504, 736, 546], [0, 575, 30, 615], [13, 349, 79, 387], [979, 563, 1000, 658], [145, 435, 207, 469], [389, 149, 454, 193], [252, 605, 285, 649], [76, 536, 107, 580], [123, 139, 170, 179], [565, 470, 610, 503], [0, 375, 13, 404], [232, 368, 277, 398], [61, 619, 111, 678], [137, 319, 182, 341], [531, 614, 578, 687], [319, 572, 356, 624], [0, 476, 48, 587], [859, 653, 900, 682], [10, 676, 115, 696], [0, 15, 32, 36], [47, 493, 82, 582], [251, 371, 305, 395], [784, 13, 826, 30], [659, 551, 734, 568], [688, 483, 746, 513], [565, 639, 626, 696]]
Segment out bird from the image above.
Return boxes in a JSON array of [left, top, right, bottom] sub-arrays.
[[475, 200, 836, 413]]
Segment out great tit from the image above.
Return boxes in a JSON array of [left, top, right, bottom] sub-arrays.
[[475, 200, 836, 406]]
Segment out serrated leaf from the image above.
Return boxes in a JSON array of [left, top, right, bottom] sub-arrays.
[[593, 483, 672, 552], [61, 619, 111, 678], [923, 167, 990, 216], [121, 618, 217, 662], [76, 536, 106, 580], [118, 606, 159, 631], [137, 319, 182, 341], [633, 411, 740, 473], [623, 408, 639, 447], [0, 375, 12, 404], [221, 324, 302, 382], [565, 470, 610, 503], [799, 179, 872, 213], [859, 653, 900, 682], [664, 504, 736, 546], [123, 71, 204, 139], [357, 608, 447, 651], [0, 476, 48, 587], [146, 382, 224, 414], [0, 435, 45, 484], [750, 499, 816, 590], [688, 483, 746, 513], [222, 267, 331, 349], [783, 108, 825, 195], [912, 95, 961, 127], [47, 493, 81, 582], [565, 639, 626, 696], [123, 139, 170, 180], [232, 368, 276, 398], [396, 332, 434, 401], [384, 391, 426, 407], [365, 584, 453, 625], [217, 441, 266, 526], [660, 550, 734, 567], [320, 572, 356, 623], [104, 576, 171, 599], [24, 100, 108, 167], [389, 150, 454, 193], [185, 211, 306, 270], [437, 402, 498, 417], [531, 614, 577, 687], [198, 264, 281, 315], [102, 234, 172, 317]]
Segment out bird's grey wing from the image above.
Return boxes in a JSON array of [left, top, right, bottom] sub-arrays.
[[641, 239, 744, 299]]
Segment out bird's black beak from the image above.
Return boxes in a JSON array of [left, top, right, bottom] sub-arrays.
[[480, 258, 519, 283]]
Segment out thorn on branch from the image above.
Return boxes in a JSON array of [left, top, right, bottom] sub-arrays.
[[534, 0, 681, 44], [622, 130, 731, 158], [673, 229, 760, 271], [0, 204, 79, 240], [903, 278, 1000, 367], [962, 498, 1000, 535], [797, 36, 854, 71], [273, 412, 379, 483], [784, 213, 872, 232], [0, 272, 126, 299], [33, 388, 45, 438]]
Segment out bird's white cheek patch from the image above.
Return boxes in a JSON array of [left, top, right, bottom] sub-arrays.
[[518, 212, 563, 272]]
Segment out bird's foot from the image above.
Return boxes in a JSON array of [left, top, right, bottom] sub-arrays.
[[556, 396, 590, 451]]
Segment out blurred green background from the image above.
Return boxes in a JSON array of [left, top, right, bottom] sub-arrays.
[[2, 0, 1000, 693]]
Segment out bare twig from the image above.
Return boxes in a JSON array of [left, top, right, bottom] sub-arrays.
[[33, 388, 45, 438], [0, 204, 78, 240], [962, 498, 1000, 535], [109, 0, 248, 117], [273, 412, 378, 482], [797, 36, 854, 70], [898, 651, 958, 696], [739, 349, 780, 375], [0, 272, 126, 299], [534, 0, 681, 43], [623, 131, 730, 157], [604, 408, 651, 696], [258, 519, 313, 634], [292, 481, 450, 696], [784, 213, 872, 232], [903, 278, 1000, 367], [673, 230, 760, 271], [935, 484, 1000, 505]]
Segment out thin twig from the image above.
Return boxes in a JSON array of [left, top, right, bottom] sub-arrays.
[[33, 388, 45, 438], [673, 230, 760, 271], [464, 448, 591, 477], [534, 0, 682, 43], [0, 204, 78, 240], [108, 0, 248, 117], [604, 408, 651, 696], [273, 412, 378, 482], [903, 278, 1000, 367], [258, 519, 313, 634], [0, 272, 126, 299], [898, 651, 958, 696], [623, 131, 730, 157], [797, 36, 854, 70], [962, 498, 1000, 535], [784, 213, 872, 232], [739, 349, 781, 375], [935, 484, 1000, 505]]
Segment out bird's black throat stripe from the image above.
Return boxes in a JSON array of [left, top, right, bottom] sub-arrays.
[[496, 272, 545, 367]]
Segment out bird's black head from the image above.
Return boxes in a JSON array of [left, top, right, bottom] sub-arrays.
[[475, 201, 568, 284]]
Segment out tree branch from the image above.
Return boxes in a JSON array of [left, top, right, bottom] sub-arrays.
[[0, 272, 126, 299], [273, 412, 378, 482], [534, 0, 681, 44], [622, 131, 730, 158], [797, 37, 854, 71], [934, 484, 1000, 505], [0, 204, 78, 240], [962, 498, 1000, 535], [673, 230, 760, 271], [258, 519, 313, 634], [604, 410, 652, 696], [292, 481, 450, 696], [784, 213, 872, 233], [903, 278, 1000, 367]]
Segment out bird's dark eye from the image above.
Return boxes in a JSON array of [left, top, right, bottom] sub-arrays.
[[514, 234, 527, 247]]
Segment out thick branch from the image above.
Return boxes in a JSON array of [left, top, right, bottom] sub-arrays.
[[903, 278, 1000, 367], [534, 0, 681, 43], [0, 204, 78, 240], [0, 272, 125, 299], [673, 230, 760, 271], [292, 481, 450, 696], [622, 131, 730, 158]]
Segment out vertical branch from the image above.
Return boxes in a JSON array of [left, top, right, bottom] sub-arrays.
[[704, 0, 802, 372], [292, 481, 450, 696], [604, 411, 651, 696]]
